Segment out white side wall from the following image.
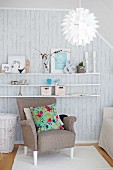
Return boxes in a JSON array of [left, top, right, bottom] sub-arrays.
[[83, 0, 113, 51]]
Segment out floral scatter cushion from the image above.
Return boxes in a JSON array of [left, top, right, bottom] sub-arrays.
[[30, 104, 63, 133]]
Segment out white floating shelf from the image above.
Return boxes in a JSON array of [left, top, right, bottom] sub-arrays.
[[0, 72, 100, 98], [0, 84, 101, 87], [0, 95, 100, 98], [0, 84, 55, 87], [65, 84, 101, 86], [0, 72, 100, 76]]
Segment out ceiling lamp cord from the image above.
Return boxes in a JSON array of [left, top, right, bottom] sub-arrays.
[[79, 0, 81, 8]]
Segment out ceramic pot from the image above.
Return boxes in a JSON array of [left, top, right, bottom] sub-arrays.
[[77, 66, 86, 73]]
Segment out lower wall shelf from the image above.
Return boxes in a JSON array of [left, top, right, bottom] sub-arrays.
[[0, 95, 100, 98]]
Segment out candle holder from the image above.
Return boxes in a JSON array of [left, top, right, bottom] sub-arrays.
[[93, 51, 96, 73], [85, 52, 89, 73]]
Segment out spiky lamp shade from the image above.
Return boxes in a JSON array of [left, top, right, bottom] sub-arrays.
[[61, 8, 99, 46]]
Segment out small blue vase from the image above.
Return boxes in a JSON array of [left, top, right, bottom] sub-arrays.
[[47, 79, 52, 85]]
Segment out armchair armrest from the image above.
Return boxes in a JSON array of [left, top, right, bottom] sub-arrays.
[[103, 107, 113, 118], [20, 120, 37, 151], [63, 116, 77, 133]]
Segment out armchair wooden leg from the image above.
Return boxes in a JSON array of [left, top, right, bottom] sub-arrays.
[[24, 146, 27, 155], [70, 147, 74, 159], [33, 151, 38, 166]]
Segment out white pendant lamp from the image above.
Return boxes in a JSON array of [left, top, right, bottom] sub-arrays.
[[61, 0, 99, 46]]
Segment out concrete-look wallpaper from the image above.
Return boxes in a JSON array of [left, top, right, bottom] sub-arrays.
[[0, 9, 113, 143]]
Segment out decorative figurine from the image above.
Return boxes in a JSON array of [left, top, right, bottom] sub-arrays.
[[18, 67, 25, 74], [1, 70, 5, 74], [41, 53, 50, 73], [20, 80, 28, 85], [25, 59, 30, 73], [18, 86, 22, 96], [11, 81, 18, 85], [54, 79, 60, 85], [64, 60, 76, 74]]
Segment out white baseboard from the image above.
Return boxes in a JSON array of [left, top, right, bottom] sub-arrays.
[[76, 140, 98, 144], [15, 140, 99, 145]]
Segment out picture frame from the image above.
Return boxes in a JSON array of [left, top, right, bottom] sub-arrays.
[[8, 56, 25, 73], [2, 64, 11, 73], [51, 48, 70, 73]]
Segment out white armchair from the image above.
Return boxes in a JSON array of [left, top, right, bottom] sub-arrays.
[[99, 107, 113, 159]]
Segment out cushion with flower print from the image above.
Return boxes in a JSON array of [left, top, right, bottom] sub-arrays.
[[30, 104, 63, 133]]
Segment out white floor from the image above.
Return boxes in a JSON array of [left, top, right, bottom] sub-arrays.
[[12, 146, 113, 170]]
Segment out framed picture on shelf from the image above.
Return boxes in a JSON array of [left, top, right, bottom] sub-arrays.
[[8, 56, 25, 73], [51, 48, 70, 73], [2, 64, 11, 73]]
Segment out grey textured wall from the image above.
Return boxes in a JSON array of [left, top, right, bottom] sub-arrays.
[[0, 9, 113, 143], [1, 0, 113, 47]]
